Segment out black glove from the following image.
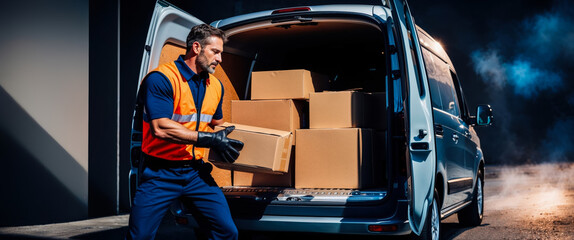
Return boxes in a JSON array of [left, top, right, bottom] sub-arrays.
[[196, 126, 244, 163]]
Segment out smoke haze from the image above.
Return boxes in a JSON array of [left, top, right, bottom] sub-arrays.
[[487, 163, 574, 216], [470, 3, 571, 99], [408, 0, 574, 164], [470, 1, 574, 164]]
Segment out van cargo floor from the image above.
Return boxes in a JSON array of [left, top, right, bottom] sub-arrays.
[[221, 187, 388, 205]]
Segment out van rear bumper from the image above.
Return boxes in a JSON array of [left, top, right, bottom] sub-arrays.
[[173, 189, 412, 236], [234, 215, 411, 236], [231, 199, 411, 236]]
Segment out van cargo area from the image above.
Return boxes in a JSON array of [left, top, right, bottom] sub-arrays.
[[222, 19, 388, 95], [203, 14, 400, 223]]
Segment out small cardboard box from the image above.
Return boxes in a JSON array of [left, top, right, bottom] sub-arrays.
[[234, 171, 293, 187], [209, 123, 293, 174], [309, 91, 365, 129], [231, 99, 308, 144], [295, 128, 373, 189], [365, 92, 387, 130], [233, 151, 295, 187], [251, 69, 330, 100]]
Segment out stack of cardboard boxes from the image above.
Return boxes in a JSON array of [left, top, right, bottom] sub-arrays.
[[297, 91, 386, 189], [208, 69, 386, 189]]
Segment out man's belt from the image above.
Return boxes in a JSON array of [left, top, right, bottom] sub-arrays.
[[143, 153, 202, 168]]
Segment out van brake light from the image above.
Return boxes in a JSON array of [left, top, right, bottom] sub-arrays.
[[272, 7, 311, 14]]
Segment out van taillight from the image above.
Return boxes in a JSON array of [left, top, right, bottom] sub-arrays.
[[368, 224, 398, 232], [271, 7, 311, 14]]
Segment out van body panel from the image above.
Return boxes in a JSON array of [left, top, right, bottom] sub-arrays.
[[388, 0, 436, 234], [215, 4, 383, 30]]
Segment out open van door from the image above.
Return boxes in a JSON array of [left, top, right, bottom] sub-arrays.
[[129, 0, 204, 203], [137, 0, 204, 80], [387, 0, 436, 235]]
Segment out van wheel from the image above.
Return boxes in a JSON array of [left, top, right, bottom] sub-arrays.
[[457, 169, 484, 226], [417, 190, 440, 240]]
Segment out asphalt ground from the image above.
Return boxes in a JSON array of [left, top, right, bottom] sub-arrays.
[[1, 163, 573, 240]]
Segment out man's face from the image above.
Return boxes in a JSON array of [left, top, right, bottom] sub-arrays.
[[196, 36, 223, 74]]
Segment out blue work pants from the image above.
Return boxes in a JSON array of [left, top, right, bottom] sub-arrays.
[[127, 161, 238, 240]]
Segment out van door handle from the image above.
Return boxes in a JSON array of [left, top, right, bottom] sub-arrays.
[[411, 142, 429, 150], [418, 129, 428, 138], [452, 133, 459, 143], [434, 124, 443, 136]]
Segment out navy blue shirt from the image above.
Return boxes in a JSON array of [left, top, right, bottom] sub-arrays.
[[142, 55, 224, 122]]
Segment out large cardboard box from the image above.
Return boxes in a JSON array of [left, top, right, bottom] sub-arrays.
[[209, 123, 293, 174], [231, 100, 307, 144], [251, 69, 330, 100], [295, 128, 374, 189], [233, 151, 295, 187], [309, 91, 365, 129]]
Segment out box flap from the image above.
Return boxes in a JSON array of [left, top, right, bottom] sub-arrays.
[[220, 122, 292, 138]]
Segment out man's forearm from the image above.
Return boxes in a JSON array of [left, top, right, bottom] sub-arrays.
[[150, 118, 199, 144], [210, 118, 224, 128]]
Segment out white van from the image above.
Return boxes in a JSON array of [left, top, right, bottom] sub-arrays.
[[130, 1, 494, 239]]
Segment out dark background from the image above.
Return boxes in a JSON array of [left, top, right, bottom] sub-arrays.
[[408, 0, 574, 165]]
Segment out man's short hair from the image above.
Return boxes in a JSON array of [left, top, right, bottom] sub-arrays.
[[186, 24, 227, 53]]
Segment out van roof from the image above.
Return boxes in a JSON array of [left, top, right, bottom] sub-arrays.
[[212, 4, 388, 29], [417, 26, 454, 71], [212, 3, 455, 73]]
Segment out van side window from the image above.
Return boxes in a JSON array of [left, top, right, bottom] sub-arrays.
[[421, 48, 460, 117], [450, 71, 470, 121]]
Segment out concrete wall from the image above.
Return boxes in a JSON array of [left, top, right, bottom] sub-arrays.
[[0, 0, 89, 226]]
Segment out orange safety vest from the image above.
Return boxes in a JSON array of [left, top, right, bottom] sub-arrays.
[[141, 61, 223, 161]]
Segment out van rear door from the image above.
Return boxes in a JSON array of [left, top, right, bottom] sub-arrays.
[[137, 1, 203, 79], [130, 0, 203, 201], [388, 0, 436, 235]]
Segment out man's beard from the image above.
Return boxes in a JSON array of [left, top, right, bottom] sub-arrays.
[[196, 49, 217, 74]]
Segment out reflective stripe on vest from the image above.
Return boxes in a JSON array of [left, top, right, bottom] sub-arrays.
[[171, 113, 214, 124], [141, 61, 222, 161]]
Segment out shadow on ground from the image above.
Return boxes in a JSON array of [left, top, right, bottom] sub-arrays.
[[441, 221, 491, 240]]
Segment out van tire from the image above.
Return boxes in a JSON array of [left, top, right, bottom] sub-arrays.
[[415, 189, 440, 240], [457, 169, 484, 226]]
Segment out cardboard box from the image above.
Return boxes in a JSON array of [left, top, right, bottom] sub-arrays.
[[208, 123, 293, 174], [233, 151, 295, 187], [251, 69, 330, 100], [309, 91, 365, 129], [202, 149, 232, 187], [295, 128, 373, 189], [231, 99, 308, 144], [365, 92, 387, 130], [209, 162, 233, 187], [234, 171, 292, 187]]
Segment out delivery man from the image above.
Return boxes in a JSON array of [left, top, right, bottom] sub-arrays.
[[127, 24, 243, 240]]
